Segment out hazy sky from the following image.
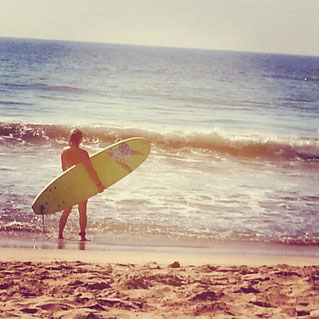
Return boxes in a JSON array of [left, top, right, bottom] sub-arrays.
[[1, 0, 318, 56]]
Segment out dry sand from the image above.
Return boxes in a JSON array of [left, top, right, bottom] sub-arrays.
[[1, 247, 319, 318]]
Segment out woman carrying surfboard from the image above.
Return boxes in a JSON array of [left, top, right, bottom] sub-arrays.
[[58, 129, 104, 241]]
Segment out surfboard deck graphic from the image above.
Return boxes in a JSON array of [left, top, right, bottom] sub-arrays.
[[32, 137, 151, 215]]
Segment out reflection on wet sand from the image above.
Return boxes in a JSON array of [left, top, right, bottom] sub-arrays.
[[58, 239, 86, 250]]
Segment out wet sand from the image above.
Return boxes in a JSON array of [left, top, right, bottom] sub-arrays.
[[1, 247, 319, 318]]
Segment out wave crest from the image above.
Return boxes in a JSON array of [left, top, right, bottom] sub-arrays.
[[0, 122, 318, 162]]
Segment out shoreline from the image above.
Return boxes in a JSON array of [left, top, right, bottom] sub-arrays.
[[1, 239, 319, 266]]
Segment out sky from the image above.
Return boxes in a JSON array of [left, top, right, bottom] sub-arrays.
[[0, 0, 318, 56]]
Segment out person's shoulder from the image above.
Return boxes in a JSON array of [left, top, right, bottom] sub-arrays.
[[78, 147, 90, 158], [62, 146, 71, 154]]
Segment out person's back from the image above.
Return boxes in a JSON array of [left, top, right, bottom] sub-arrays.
[[61, 145, 90, 171]]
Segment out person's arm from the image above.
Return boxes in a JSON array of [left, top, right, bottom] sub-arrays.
[[82, 151, 104, 192]]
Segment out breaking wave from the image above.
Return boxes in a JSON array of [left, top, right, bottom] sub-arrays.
[[0, 122, 318, 162]]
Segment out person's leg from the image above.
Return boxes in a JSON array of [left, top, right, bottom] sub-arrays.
[[78, 200, 88, 240], [59, 207, 72, 239]]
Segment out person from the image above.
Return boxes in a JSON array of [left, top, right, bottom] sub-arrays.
[[58, 128, 104, 241]]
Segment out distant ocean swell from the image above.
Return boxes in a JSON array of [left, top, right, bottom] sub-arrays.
[[0, 82, 89, 94], [1, 122, 318, 162]]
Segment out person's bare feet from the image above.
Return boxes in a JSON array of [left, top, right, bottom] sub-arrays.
[[79, 232, 87, 241]]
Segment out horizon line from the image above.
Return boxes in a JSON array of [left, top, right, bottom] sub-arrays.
[[1, 35, 318, 59]]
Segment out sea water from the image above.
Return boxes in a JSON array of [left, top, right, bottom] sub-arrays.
[[0, 38, 318, 250]]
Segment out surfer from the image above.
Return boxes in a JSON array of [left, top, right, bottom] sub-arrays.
[[58, 128, 104, 241]]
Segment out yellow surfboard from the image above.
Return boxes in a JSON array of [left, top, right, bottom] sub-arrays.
[[32, 137, 151, 215]]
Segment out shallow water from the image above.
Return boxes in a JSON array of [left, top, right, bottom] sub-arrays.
[[0, 38, 318, 247]]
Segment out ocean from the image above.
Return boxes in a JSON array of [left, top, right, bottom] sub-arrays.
[[0, 38, 318, 253]]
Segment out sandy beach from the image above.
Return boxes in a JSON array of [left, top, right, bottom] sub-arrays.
[[1, 247, 319, 318], [1, 36, 319, 319]]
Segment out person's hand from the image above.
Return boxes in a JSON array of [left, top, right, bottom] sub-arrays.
[[97, 182, 105, 193]]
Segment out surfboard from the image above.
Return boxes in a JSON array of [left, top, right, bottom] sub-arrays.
[[32, 137, 151, 215]]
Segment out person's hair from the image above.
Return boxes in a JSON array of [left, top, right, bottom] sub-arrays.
[[69, 128, 83, 145]]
